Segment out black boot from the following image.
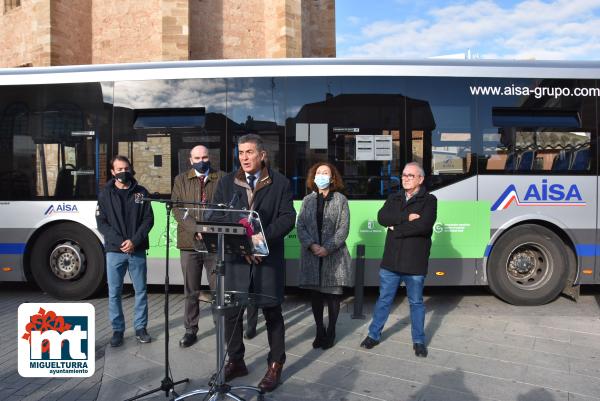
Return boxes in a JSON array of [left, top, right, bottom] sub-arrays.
[[322, 329, 335, 349], [322, 294, 340, 349], [311, 291, 326, 349], [312, 327, 326, 348]]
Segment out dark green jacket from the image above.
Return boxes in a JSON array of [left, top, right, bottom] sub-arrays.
[[171, 168, 225, 250]]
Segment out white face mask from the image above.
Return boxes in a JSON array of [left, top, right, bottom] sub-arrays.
[[314, 174, 331, 189]]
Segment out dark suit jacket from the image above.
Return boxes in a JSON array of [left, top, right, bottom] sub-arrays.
[[212, 166, 296, 306], [378, 186, 437, 275]]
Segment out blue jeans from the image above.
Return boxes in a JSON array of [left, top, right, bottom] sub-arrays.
[[368, 268, 426, 344], [106, 251, 148, 332]]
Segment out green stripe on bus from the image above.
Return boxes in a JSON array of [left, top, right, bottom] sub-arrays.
[[147, 200, 491, 260]]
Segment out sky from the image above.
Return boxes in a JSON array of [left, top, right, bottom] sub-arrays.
[[335, 0, 600, 60]]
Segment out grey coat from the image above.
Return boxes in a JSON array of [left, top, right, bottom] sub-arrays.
[[297, 191, 353, 287]]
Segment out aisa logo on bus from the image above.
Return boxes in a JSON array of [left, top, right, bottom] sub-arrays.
[[44, 203, 79, 215], [491, 179, 585, 211]]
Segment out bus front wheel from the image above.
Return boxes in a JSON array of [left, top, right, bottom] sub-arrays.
[[29, 223, 105, 300], [487, 224, 568, 305]]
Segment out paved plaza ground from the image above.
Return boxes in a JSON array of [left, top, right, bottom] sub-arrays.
[[2, 283, 600, 401]]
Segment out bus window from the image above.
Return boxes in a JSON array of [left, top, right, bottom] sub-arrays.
[[404, 77, 476, 190], [0, 102, 31, 199], [285, 77, 407, 200], [226, 78, 285, 174], [571, 147, 591, 170], [113, 79, 227, 195], [484, 109, 592, 173], [0, 83, 109, 200], [478, 78, 597, 175], [431, 132, 472, 175]]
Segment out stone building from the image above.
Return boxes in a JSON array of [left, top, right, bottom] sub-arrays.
[[0, 0, 335, 194], [0, 0, 335, 68]]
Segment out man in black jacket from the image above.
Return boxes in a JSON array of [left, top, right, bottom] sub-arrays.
[[96, 155, 154, 348], [360, 162, 437, 357], [213, 134, 296, 392]]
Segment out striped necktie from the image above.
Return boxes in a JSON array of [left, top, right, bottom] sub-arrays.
[[247, 175, 256, 190], [199, 175, 206, 202]]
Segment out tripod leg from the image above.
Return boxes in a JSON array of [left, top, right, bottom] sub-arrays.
[[223, 392, 245, 401], [173, 388, 211, 401], [230, 385, 264, 394], [125, 377, 191, 401], [125, 203, 189, 401], [229, 385, 265, 401]]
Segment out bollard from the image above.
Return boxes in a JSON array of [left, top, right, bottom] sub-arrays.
[[352, 244, 366, 319]]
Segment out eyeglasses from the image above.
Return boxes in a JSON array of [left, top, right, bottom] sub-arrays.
[[401, 173, 420, 180]]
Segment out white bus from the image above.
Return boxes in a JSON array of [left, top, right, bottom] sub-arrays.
[[0, 58, 598, 305]]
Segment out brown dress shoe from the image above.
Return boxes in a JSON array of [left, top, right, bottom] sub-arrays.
[[258, 361, 283, 392], [224, 359, 248, 382]]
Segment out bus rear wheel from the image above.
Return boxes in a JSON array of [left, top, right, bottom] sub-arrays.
[[487, 224, 568, 305], [30, 223, 105, 300]]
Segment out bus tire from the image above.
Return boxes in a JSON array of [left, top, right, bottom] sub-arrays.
[[487, 224, 567, 305], [29, 222, 105, 300]]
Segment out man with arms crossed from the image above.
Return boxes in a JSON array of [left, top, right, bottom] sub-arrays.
[[360, 162, 437, 357]]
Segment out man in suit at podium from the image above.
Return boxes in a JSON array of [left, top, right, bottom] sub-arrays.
[[213, 134, 296, 392]]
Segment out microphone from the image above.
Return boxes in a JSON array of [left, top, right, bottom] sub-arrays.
[[216, 191, 240, 209], [228, 191, 241, 208]]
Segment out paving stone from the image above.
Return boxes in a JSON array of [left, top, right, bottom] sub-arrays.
[[504, 321, 572, 342], [4, 283, 600, 401], [521, 364, 600, 399]]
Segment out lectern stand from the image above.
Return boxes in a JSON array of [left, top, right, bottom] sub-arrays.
[[175, 207, 268, 401]]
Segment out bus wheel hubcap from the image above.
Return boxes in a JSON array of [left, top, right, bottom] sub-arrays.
[[506, 243, 552, 290], [49, 242, 85, 280]]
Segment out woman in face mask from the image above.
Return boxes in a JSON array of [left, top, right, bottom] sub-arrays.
[[296, 162, 352, 350]]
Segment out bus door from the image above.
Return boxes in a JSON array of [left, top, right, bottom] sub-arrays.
[[37, 109, 98, 200], [403, 77, 479, 286], [22, 83, 109, 201]]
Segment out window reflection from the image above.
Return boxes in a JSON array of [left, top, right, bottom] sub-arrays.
[[226, 78, 285, 173], [479, 78, 595, 174], [403, 77, 475, 189], [113, 79, 227, 195], [285, 77, 408, 199], [0, 83, 109, 200]]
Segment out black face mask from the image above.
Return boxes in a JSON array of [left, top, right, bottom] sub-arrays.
[[115, 171, 133, 185], [192, 160, 210, 174]]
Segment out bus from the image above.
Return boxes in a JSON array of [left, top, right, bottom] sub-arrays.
[[0, 58, 598, 305]]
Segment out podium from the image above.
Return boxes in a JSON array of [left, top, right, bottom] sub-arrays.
[[174, 206, 269, 401]]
